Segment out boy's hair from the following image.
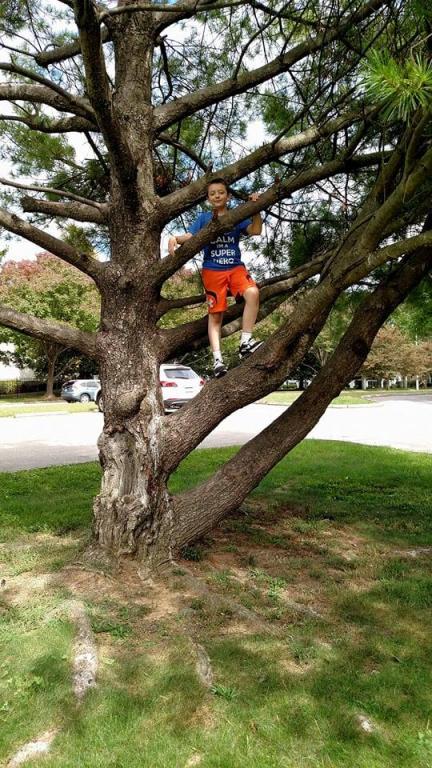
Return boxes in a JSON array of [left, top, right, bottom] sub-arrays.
[[207, 177, 229, 193]]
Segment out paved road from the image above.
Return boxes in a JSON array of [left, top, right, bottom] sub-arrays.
[[0, 397, 431, 472]]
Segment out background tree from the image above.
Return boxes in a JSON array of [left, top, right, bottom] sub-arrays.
[[0, 252, 99, 396], [362, 324, 432, 387], [362, 324, 413, 387], [0, 0, 432, 570]]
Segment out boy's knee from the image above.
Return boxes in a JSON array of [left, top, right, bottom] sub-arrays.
[[209, 312, 223, 324], [244, 286, 259, 302]]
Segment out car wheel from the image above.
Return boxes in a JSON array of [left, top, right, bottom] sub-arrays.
[[79, 393, 91, 403], [96, 395, 104, 413]]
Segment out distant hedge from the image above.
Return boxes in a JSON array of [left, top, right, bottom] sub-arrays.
[[0, 379, 46, 395]]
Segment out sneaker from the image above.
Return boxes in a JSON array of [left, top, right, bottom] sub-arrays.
[[213, 359, 228, 378], [239, 338, 263, 359]]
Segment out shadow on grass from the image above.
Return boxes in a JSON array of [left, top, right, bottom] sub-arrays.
[[0, 441, 431, 767]]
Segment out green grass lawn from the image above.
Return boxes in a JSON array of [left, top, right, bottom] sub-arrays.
[[0, 392, 97, 417], [261, 388, 432, 407], [0, 442, 431, 767], [1, 387, 429, 417]]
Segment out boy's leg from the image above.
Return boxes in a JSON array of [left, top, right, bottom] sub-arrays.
[[229, 268, 263, 358], [208, 312, 223, 353], [201, 269, 229, 377], [208, 313, 227, 377], [242, 285, 260, 333]]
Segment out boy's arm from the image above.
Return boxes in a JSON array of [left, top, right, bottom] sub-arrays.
[[167, 232, 192, 255], [168, 212, 205, 255], [246, 192, 263, 236]]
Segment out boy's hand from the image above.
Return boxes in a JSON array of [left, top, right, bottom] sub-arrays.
[[168, 236, 177, 256], [246, 192, 263, 236]]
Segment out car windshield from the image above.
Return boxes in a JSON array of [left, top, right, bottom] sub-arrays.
[[163, 368, 196, 379], [63, 381, 76, 387]]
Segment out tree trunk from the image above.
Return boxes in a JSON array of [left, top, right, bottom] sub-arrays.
[[43, 342, 62, 400], [93, 344, 175, 568], [92, 232, 175, 570], [94, 424, 174, 569]]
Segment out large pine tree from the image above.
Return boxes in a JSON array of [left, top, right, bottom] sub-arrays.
[[1, 0, 431, 569]]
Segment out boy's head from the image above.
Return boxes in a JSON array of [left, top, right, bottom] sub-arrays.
[[207, 178, 230, 210]]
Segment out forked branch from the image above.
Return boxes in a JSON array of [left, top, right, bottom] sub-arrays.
[[159, 255, 324, 355], [156, 150, 384, 283], [172, 241, 432, 548]]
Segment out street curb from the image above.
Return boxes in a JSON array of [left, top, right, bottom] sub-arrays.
[[13, 411, 75, 419], [260, 401, 382, 409]]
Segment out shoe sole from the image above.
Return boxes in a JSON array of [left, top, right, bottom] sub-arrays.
[[239, 342, 263, 360]]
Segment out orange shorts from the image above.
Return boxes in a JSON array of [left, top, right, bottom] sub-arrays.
[[202, 265, 257, 313]]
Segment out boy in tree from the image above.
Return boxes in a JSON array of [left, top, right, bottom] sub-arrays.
[[168, 178, 263, 377]]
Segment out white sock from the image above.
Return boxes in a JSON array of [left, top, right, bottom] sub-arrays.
[[213, 350, 223, 364], [241, 331, 252, 345]]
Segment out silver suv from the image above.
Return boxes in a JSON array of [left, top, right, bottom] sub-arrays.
[[95, 364, 204, 413], [61, 378, 100, 403]]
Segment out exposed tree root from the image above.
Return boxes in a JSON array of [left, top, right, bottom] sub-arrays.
[[6, 729, 59, 767], [68, 599, 98, 702], [185, 753, 203, 767], [4, 597, 98, 767], [193, 643, 213, 688], [355, 714, 375, 733], [394, 547, 432, 559]]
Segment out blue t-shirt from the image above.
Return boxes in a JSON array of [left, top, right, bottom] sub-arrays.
[[188, 210, 252, 270]]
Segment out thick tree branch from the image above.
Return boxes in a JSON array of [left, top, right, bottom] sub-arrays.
[[35, 28, 111, 67], [99, 0, 231, 31], [171, 241, 432, 547], [337, 230, 432, 287], [156, 149, 384, 284], [376, 144, 432, 238], [100, 0, 242, 22], [0, 112, 97, 133], [0, 303, 100, 359], [0, 83, 96, 119], [323, 144, 432, 282], [73, 0, 135, 183], [0, 62, 95, 121], [159, 255, 324, 354], [158, 107, 379, 222], [153, 0, 385, 131], [157, 292, 205, 317], [21, 195, 108, 224], [0, 207, 102, 281]]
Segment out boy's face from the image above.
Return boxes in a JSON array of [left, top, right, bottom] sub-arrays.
[[207, 183, 229, 210]]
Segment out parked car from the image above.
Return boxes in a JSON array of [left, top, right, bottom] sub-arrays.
[[95, 364, 204, 413], [61, 378, 100, 403]]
